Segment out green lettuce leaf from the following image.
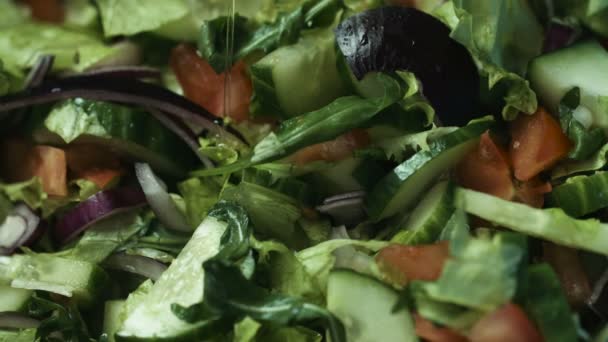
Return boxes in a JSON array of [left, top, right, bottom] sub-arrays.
[[64, 211, 148, 264], [64, 0, 101, 33], [416, 210, 525, 312], [95, 0, 190, 37], [558, 87, 606, 160], [0, 0, 28, 29], [370, 126, 458, 162], [524, 263, 578, 342], [553, 142, 608, 179], [234, 317, 261, 342], [433, 0, 542, 119], [178, 177, 223, 227], [455, 187, 608, 256], [221, 182, 306, 249], [0, 178, 99, 218], [0, 22, 117, 72]]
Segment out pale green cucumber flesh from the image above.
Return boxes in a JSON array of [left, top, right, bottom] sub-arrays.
[[528, 41, 608, 129], [0, 285, 32, 312], [391, 180, 454, 245], [327, 269, 418, 342], [116, 216, 227, 341]]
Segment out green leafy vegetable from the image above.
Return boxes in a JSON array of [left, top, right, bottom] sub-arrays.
[[433, 0, 542, 119], [28, 293, 92, 342], [417, 210, 526, 311], [171, 260, 346, 342], [547, 172, 608, 217], [221, 182, 306, 249], [65, 211, 148, 264], [199, 0, 340, 72], [192, 74, 404, 177], [553, 142, 608, 179], [371, 126, 458, 162], [95, 0, 189, 37], [0, 193, 10, 225], [178, 177, 223, 227], [207, 201, 252, 262], [0, 22, 117, 72], [559, 87, 606, 160], [0, 1, 28, 30], [234, 317, 261, 342], [455, 187, 608, 255], [524, 264, 578, 342]]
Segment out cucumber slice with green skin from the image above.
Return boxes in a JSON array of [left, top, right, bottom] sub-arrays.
[[0, 285, 31, 312], [367, 118, 493, 220], [391, 180, 455, 245], [250, 28, 347, 118], [547, 171, 608, 217], [327, 269, 418, 342], [529, 41, 608, 131], [0, 254, 108, 307], [29, 100, 197, 178], [116, 215, 228, 341], [103, 300, 126, 342], [455, 187, 608, 256]]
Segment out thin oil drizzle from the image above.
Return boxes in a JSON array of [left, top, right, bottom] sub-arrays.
[[222, 0, 237, 120]]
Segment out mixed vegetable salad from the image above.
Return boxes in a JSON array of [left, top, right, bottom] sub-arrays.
[[1, 0, 608, 341]]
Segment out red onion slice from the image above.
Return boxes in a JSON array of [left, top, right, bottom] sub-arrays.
[[104, 253, 168, 281], [66, 66, 162, 80], [0, 312, 40, 329], [0, 75, 245, 144], [54, 187, 146, 244], [135, 163, 191, 232], [0, 204, 41, 255]]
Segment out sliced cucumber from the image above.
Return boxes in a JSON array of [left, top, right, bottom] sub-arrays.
[[250, 28, 347, 118], [455, 187, 608, 256], [367, 118, 493, 220], [0, 254, 108, 307], [391, 181, 455, 245], [0, 285, 31, 312], [116, 215, 228, 341], [528, 41, 608, 131], [547, 171, 608, 217], [29, 99, 197, 177], [103, 300, 126, 342], [327, 269, 418, 342]]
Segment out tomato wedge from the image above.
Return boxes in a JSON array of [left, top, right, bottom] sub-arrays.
[[510, 108, 571, 181], [170, 44, 252, 122], [376, 241, 449, 286], [291, 129, 370, 165], [455, 131, 514, 200], [470, 303, 543, 342], [415, 315, 469, 342], [23, 0, 64, 23], [66, 145, 123, 189]]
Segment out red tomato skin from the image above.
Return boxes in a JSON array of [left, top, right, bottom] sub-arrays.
[[292, 129, 370, 165], [456, 131, 515, 200], [170, 44, 252, 122], [470, 303, 543, 342], [23, 0, 64, 23], [376, 241, 449, 286], [415, 315, 469, 342], [510, 108, 572, 181], [543, 243, 591, 308]]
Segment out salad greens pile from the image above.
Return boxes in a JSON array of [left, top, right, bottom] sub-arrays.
[[1, 0, 608, 341]]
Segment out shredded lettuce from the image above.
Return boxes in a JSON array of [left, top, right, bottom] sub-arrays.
[[433, 0, 542, 119], [0, 22, 117, 72], [178, 177, 223, 227]]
